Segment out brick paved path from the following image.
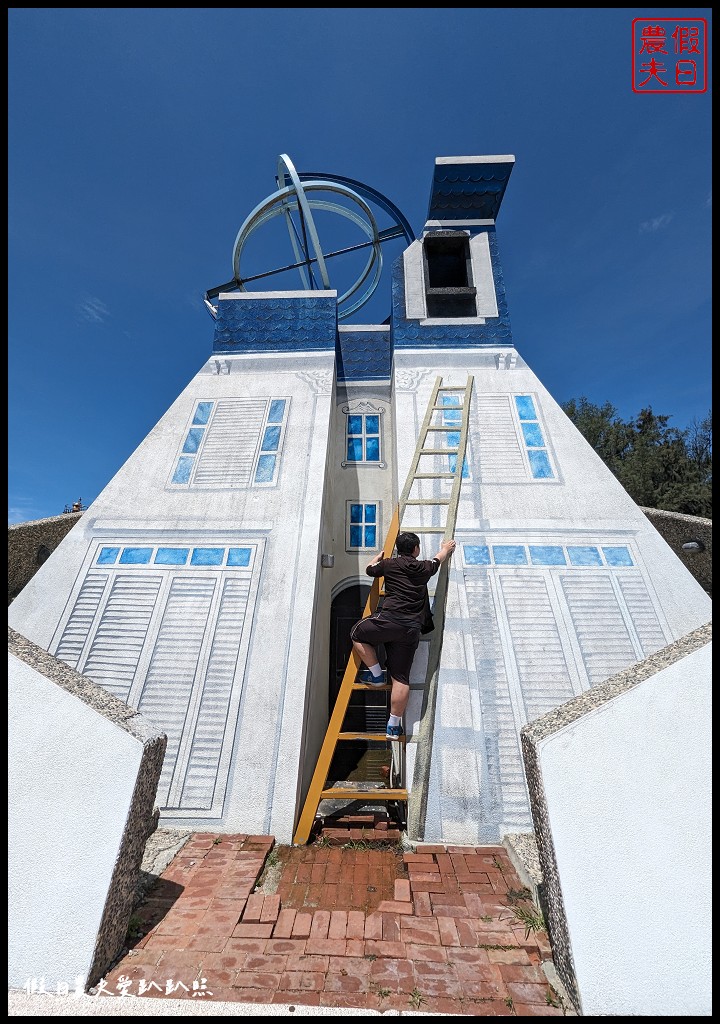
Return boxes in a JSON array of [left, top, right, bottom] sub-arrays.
[[100, 829, 572, 1015]]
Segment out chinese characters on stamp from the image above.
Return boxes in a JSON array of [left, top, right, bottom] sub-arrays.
[[632, 19, 708, 93]]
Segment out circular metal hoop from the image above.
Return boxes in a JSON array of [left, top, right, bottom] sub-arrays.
[[227, 154, 409, 321]]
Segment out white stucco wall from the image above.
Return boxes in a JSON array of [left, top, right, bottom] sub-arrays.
[[538, 643, 712, 1016], [8, 654, 143, 991], [7, 340, 336, 842]]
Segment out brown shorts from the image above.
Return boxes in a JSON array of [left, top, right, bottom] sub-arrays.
[[350, 613, 421, 685]]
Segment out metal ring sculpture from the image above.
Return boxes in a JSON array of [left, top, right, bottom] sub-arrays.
[[205, 154, 415, 321]]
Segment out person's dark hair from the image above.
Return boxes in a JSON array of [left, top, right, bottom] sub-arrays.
[[396, 532, 420, 556]]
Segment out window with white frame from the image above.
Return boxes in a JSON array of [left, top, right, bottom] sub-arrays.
[[347, 502, 379, 550]]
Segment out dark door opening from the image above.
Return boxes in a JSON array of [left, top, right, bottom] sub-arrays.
[[328, 583, 387, 784]]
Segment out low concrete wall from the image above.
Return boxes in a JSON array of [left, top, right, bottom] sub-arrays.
[[521, 622, 712, 1017], [641, 507, 712, 595], [8, 628, 166, 991], [8, 513, 82, 604]]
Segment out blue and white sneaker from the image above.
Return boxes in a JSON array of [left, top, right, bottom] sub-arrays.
[[358, 669, 387, 687], [386, 722, 405, 741]]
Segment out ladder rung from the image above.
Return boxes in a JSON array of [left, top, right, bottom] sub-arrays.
[[420, 448, 459, 455], [437, 386, 467, 390], [320, 788, 408, 800], [404, 499, 451, 505], [351, 682, 391, 691], [414, 473, 455, 479], [338, 732, 407, 742], [399, 527, 446, 533], [424, 425, 458, 431]]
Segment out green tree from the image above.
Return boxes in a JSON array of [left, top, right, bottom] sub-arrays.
[[562, 398, 712, 518]]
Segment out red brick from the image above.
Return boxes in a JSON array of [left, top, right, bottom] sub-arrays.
[[328, 910, 347, 939], [291, 912, 313, 938], [230, 971, 279, 991], [364, 912, 383, 940], [184, 934, 229, 953], [260, 894, 281, 923], [201, 952, 246, 972], [263, 937, 307, 955], [272, 908, 296, 939], [414, 844, 446, 854], [305, 938, 345, 956], [512, 1002, 565, 1016], [230, 922, 274, 939], [403, 853, 436, 864], [407, 868, 441, 881], [437, 916, 460, 946], [346, 910, 365, 940], [408, 880, 447, 893], [413, 891, 433, 917], [285, 953, 329, 972], [277, 971, 325, 992], [241, 893, 265, 923], [310, 910, 331, 938], [345, 939, 364, 957], [506, 981, 555, 1005], [404, 942, 447, 962], [364, 939, 407, 958], [487, 947, 532, 965], [376, 900, 414, 915], [222, 937, 267, 954], [393, 878, 412, 902]]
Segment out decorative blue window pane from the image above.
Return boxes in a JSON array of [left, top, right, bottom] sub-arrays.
[[567, 546, 603, 566], [515, 395, 537, 420], [119, 547, 153, 564], [365, 415, 379, 435], [347, 438, 363, 462], [448, 454, 470, 478], [365, 437, 380, 461], [464, 545, 491, 565], [529, 545, 566, 566], [442, 395, 460, 407], [364, 504, 376, 523], [97, 547, 120, 565], [521, 422, 545, 447], [350, 504, 363, 523], [191, 548, 224, 566], [261, 426, 281, 451], [182, 428, 205, 454], [348, 416, 363, 435], [192, 402, 213, 425], [493, 545, 528, 565], [349, 525, 363, 548], [172, 457, 194, 484], [447, 431, 460, 447], [227, 547, 252, 567], [255, 454, 276, 482], [364, 526, 377, 547], [154, 548, 189, 565], [602, 546, 634, 566], [528, 450, 554, 479], [268, 399, 286, 423]]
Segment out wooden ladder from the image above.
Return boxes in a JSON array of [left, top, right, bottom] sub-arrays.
[[292, 375, 474, 845]]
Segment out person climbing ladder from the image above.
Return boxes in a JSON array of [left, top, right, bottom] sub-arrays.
[[350, 531, 456, 739]]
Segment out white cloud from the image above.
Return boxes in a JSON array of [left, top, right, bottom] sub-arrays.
[[77, 296, 110, 323], [639, 213, 673, 233]]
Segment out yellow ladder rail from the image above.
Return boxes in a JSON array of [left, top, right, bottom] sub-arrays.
[[292, 376, 473, 846]]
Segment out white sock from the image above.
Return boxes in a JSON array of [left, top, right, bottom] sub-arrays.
[[388, 714, 402, 727], [368, 663, 383, 679]]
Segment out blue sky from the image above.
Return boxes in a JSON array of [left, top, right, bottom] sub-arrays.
[[8, 8, 712, 524]]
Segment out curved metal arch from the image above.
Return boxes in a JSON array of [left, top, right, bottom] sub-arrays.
[[232, 178, 384, 320], [236, 193, 383, 313], [205, 155, 415, 321], [294, 170, 416, 245]]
